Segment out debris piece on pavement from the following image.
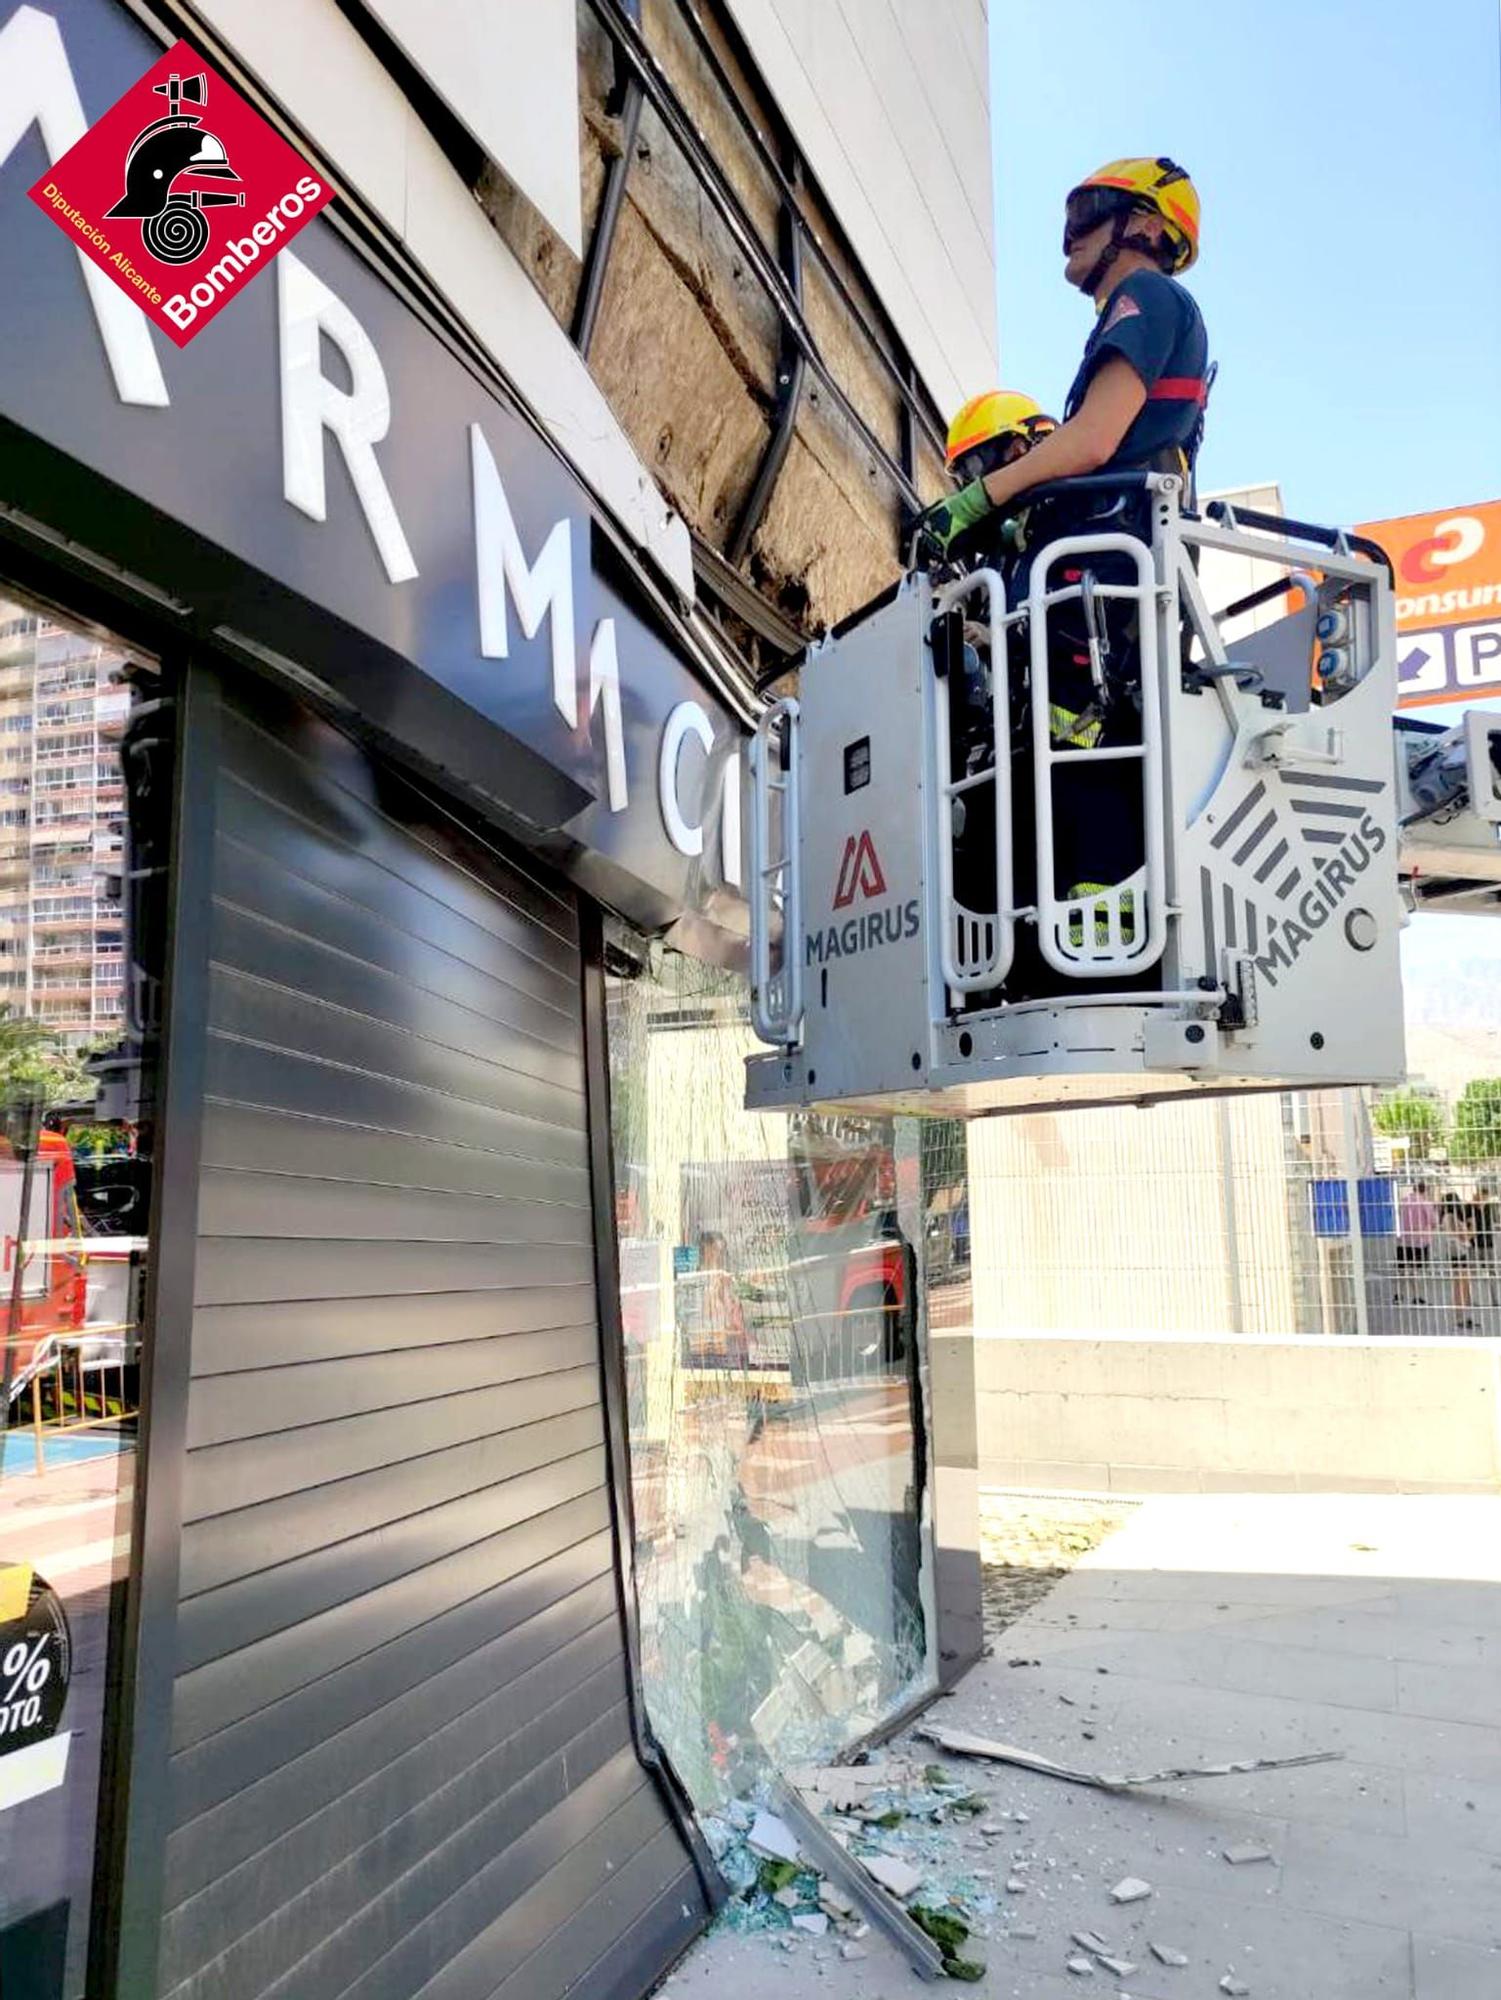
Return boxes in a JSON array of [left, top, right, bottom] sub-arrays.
[[1011, 1925, 1039, 1941], [1066, 1955, 1096, 1975], [1109, 1878, 1154, 1905], [918, 1723, 1342, 1793], [1222, 1843, 1274, 1866], [748, 1811, 800, 1865], [791, 1913, 828, 1936], [787, 1762, 920, 1812], [1005, 1877, 1027, 1894], [1098, 1956, 1137, 1979], [839, 1942, 868, 1962], [1220, 1979, 1251, 1997], [1149, 1942, 1190, 1967], [861, 1853, 926, 1900], [1072, 1931, 1112, 1955]]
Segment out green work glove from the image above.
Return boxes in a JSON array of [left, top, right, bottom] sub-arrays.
[[915, 478, 992, 559]]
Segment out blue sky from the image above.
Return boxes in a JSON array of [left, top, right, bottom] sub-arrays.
[[989, 1, 1501, 1049], [989, 0, 1501, 529]]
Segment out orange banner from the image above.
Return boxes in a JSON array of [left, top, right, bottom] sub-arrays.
[[1359, 501, 1501, 632], [1357, 501, 1501, 707]]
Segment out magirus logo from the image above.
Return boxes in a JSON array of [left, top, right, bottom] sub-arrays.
[[808, 830, 918, 965], [28, 38, 333, 346], [832, 830, 888, 908], [1203, 770, 1389, 989]]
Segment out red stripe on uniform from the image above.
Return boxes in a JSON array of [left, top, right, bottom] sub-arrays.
[[1148, 377, 1207, 403]]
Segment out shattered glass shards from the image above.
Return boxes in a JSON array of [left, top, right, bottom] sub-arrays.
[[699, 1757, 1005, 1979], [605, 929, 942, 1817]]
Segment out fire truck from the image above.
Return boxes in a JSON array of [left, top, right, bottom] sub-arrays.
[[0, 1129, 87, 1406]]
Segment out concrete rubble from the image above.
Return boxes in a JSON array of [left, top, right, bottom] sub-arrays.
[[691, 1740, 1271, 1987], [690, 1732, 1326, 1989], [745, 1810, 800, 1866], [859, 1852, 925, 1901], [1110, 1876, 1154, 1904]]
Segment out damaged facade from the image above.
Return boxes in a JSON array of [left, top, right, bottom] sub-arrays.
[[476, 0, 969, 664], [0, 0, 993, 1996]]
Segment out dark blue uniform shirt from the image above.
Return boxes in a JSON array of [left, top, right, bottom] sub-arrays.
[[1064, 269, 1209, 474]]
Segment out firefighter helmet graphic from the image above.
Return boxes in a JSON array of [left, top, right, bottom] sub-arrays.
[[104, 71, 244, 264]]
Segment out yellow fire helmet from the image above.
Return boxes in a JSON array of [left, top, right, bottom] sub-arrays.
[[1066, 157, 1201, 273], [945, 389, 1058, 468]]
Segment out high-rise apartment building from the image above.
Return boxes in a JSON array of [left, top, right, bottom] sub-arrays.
[[0, 603, 129, 1050]]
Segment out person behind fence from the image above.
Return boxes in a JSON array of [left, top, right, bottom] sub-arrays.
[[1395, 1179, 1437, 1307], [1466, 1182, 1497, 1308], [1437, 1194, 1476, 1330]]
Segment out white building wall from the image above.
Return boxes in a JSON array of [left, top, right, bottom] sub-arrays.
[[724, 0, 997, 416], [362, 0, 584, 252]]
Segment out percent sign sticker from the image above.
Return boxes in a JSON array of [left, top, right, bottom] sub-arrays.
[[0, 1569, 71, 1755]]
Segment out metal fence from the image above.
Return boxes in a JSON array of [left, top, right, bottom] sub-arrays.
[[963, 1086, 1501, 1341], [1288, 1155, 1501, 1339]]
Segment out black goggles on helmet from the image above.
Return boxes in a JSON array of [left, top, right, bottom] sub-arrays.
[[1063, 185, 1134, 251], [952, 416, 1058, 485]]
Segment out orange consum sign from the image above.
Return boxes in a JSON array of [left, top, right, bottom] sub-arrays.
[[1358, 500, 1501, 708]]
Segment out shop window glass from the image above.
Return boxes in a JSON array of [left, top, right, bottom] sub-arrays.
[[605, 924, 936, 1809], [0, 591, 160, 1996]]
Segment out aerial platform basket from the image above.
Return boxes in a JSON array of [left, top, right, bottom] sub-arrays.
[[745, 474, 1407, 1117]]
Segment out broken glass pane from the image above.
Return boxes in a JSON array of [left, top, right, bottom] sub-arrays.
[[605, 924, 937, 1809]]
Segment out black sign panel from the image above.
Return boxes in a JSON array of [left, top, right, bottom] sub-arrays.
[[0, 0, 745, 939]]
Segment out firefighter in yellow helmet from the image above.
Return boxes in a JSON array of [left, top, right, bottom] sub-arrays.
[[932, 390, 1059, 562], [919, 157, 1207, 557], [946, 390, 1058, 481]]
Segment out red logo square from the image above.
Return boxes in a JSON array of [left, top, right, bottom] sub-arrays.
[[27, 38, 334, 348]]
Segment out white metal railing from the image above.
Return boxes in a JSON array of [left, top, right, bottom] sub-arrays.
[[749, 699, 803, 1045], [930, 567, 1022, 994], [1028, 533, 1169, 978]]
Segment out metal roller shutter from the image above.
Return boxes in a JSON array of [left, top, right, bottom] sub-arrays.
[[157, 682, 708, 2000]]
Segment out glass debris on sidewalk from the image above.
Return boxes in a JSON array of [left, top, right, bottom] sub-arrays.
[[697, 1757, 1004, 1981]]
